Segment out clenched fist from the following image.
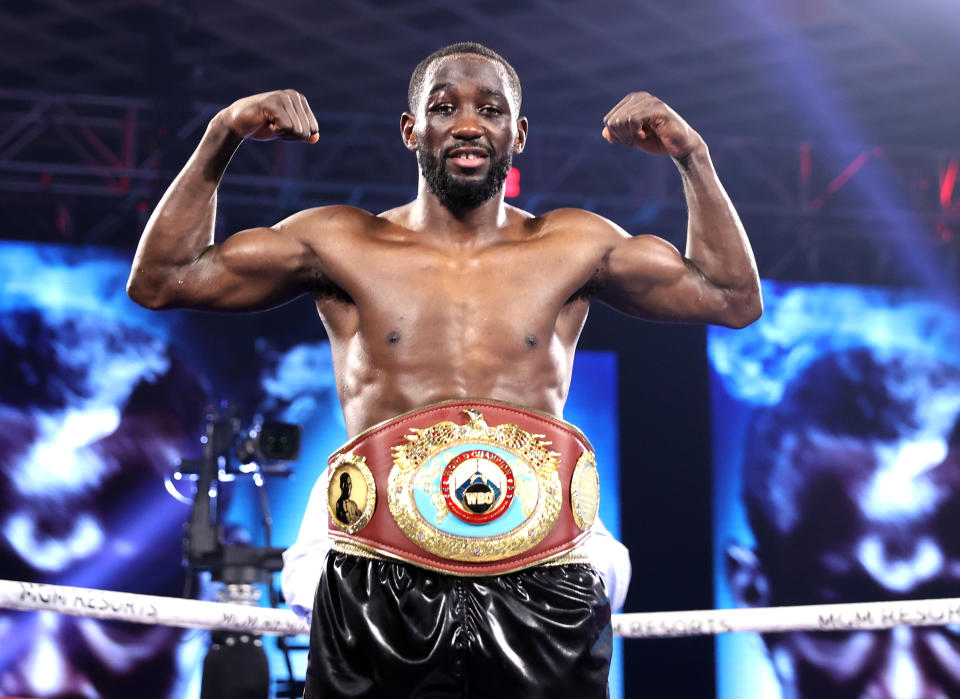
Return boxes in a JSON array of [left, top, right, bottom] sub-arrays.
[[217, 89, 319, 143], [602, 92, 703, 160]]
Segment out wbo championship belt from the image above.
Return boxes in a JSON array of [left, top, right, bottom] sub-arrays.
[[325, 399, 600, 576]]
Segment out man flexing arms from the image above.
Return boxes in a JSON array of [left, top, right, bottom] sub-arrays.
[[129, 43, 761, 698]]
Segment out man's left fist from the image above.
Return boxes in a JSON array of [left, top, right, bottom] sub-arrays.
[[602, 92, 704, 159]]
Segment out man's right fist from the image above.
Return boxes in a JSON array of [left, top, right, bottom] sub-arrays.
[[217, 90, 319, 143]]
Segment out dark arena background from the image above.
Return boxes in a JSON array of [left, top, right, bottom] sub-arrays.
[[1, 1, 959, 698]]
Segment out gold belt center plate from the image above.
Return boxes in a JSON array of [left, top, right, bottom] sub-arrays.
[[388, 409, 563, 562]]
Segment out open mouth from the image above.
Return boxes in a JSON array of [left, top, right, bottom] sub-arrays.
[[446, 146, 490, 169]]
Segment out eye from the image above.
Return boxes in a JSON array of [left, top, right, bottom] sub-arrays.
[[481, 106, 503, 116], [430, 104, 454, 115]]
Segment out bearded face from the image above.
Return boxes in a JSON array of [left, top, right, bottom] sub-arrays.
[[417, 144, 512, 212], [407, 54, 524, 213]]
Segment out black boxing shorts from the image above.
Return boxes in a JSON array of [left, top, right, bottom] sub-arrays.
[[303, 551, 612, 698]]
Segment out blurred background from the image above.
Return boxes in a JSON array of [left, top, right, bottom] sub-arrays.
[[1, 0, 959, 697]]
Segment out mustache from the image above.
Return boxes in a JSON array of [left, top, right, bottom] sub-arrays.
[[443, 143, 493, 158]]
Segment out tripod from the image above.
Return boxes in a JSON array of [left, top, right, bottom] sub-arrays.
[[180, 405, 300, 699]]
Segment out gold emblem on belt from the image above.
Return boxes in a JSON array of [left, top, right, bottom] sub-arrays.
[[388, 409, 562, 562], [327, 452, 377, 534], [570, 451, 600, 530]]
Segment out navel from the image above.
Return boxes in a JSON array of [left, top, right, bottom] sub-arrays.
[[525, 334, 538, 349], [387, 330, 401, 345]]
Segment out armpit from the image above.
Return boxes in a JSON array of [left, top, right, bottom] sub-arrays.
[[565, 247, 612, 304], [312, 274, 354, 304]]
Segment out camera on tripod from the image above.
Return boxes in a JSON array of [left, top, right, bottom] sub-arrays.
[[237, 421, 301, 466], [177, 403, 302, 579], [176, 403, 305, 699]]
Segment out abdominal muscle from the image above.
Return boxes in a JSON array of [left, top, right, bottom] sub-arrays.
[[330, 326, 576, 438]]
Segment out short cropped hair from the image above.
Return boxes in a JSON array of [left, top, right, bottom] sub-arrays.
[[742, 348, 960, 559], [407, 42, 522, 115]]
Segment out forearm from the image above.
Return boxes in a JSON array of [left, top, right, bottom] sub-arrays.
[[127, 112, 241, 307], [676, 144, 761, 323]]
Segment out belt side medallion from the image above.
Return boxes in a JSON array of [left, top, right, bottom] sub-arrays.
[[389, 409, 561, 562], [570, 451, 600, 530], [327, 452, 376, 534]]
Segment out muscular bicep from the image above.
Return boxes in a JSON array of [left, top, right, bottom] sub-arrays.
[[136, 206, 356, 312], [171, 225, 320, 311], [596, 233, 736, 324]]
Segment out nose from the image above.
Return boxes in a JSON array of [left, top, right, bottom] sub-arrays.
[[451, 115, 483, 140], [874, 627, 931, 699], [7, 612, 83, 696]]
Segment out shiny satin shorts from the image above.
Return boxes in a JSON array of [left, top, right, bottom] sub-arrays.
[[303, 552, 612, 699]]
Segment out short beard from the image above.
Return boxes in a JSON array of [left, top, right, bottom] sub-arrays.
[[418, 146, 512, 212]]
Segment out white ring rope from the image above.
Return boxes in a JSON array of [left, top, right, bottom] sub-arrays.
[[1, 580, 308, 636], [3, 579, 959, 639], [613, 597, 960, 638]]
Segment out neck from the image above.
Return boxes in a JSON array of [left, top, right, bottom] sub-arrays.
[[410, 177, 508, 241]]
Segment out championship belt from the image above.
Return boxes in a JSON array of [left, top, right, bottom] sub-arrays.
[[326, 399, 600, 576]]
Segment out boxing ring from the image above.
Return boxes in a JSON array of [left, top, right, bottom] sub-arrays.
[[5, 578, 959, 639]]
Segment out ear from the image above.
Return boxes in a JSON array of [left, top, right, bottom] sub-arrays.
[[514, 116, 529, 155], [725, 543, 771, 608], [401, 112, 417, 151]]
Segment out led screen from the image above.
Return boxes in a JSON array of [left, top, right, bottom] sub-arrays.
[[710, 280, 960, 698]]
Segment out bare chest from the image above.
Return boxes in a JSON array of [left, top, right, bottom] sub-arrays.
[[321, 237, 595, 343], [313, 231, 598, 426]]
